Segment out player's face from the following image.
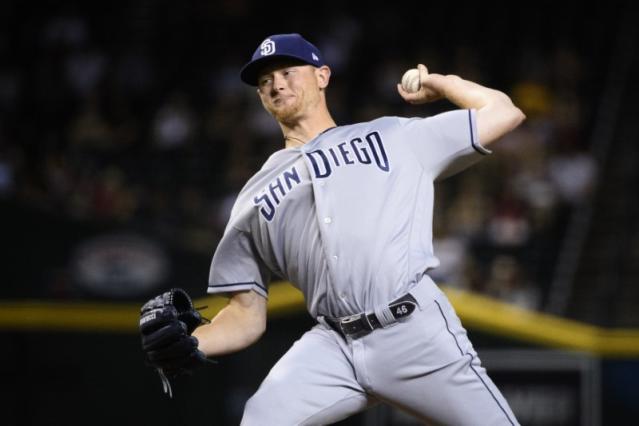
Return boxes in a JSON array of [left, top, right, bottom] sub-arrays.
[[256, 60, 324, 124]]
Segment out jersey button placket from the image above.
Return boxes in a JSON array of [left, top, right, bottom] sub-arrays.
[[324, 216, 339, 263], [324, 217, 338, 262]]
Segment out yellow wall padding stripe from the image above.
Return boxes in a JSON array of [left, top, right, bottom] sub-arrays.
[[0, 300, 141, 332], [443, 287, 639, 357], [0, 282, 638, 357], [0, 282, 305, 333]]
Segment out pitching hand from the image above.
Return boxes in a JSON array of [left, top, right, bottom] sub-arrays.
[[397, 64, 447, 105]]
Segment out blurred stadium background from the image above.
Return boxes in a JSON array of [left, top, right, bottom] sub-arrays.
[[1, 1, 638, 425]]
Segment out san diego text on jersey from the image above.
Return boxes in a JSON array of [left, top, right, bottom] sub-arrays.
[[253, 129, 391, 221]]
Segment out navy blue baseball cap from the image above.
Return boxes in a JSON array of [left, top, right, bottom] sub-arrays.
[[240, 33, 325, 86]]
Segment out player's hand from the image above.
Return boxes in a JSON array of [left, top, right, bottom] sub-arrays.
[[140, 311, 206, 376], [139, 288, 213, 396], [397, 64, 446, 105]]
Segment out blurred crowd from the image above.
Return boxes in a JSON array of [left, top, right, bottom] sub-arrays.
[[0, 2, 599, 309]]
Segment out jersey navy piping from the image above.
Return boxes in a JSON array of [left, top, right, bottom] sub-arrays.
[[468, 109, 491, 155], [435, 300, 516, 425], [208, 281, 268, 293], [320, 126, 337, 135]]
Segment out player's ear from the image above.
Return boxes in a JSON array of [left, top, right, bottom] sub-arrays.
[[316, 66, 331, 90]]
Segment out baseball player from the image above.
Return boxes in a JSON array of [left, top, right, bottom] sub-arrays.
[[141, 33, 525, 425]]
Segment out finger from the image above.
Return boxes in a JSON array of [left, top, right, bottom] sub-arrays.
[[397, 83, 409, 97], [397, 83, 423, 104], [148, 336, 198, 362], [142, 321, 188, 351], [418, 72, 447, 102], [418, 63, 429, 76], [417, 64, 430, 86]]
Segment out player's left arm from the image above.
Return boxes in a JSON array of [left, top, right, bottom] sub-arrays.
[[397, 64, 525, 146], [192, 289, 267, 357]]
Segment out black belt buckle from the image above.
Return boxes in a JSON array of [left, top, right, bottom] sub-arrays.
[[325, 293, 417, 339], [338, 313, 372, 338]]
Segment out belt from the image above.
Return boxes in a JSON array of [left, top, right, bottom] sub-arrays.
[[324, 293, 418, 339]]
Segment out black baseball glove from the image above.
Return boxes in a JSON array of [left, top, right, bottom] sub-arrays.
[[139, 288, 211, 396]]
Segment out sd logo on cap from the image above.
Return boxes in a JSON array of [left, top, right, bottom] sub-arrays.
[[240, 33, 325, 86]]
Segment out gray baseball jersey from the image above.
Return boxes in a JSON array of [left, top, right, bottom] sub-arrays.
[[208, 109, 487, 313], [208, 109, 519, 425]]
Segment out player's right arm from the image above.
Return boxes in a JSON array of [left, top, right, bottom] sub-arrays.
[[192, 290, 267, 356], [397, 64, 525, 146]]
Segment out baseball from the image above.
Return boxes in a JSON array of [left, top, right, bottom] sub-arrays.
[[401, 68, 421, 93]]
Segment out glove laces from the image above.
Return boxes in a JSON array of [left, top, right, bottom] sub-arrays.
[[158, 368, 173, 398]]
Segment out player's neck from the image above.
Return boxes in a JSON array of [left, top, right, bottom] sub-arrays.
[[281, 113, 336, 149]]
